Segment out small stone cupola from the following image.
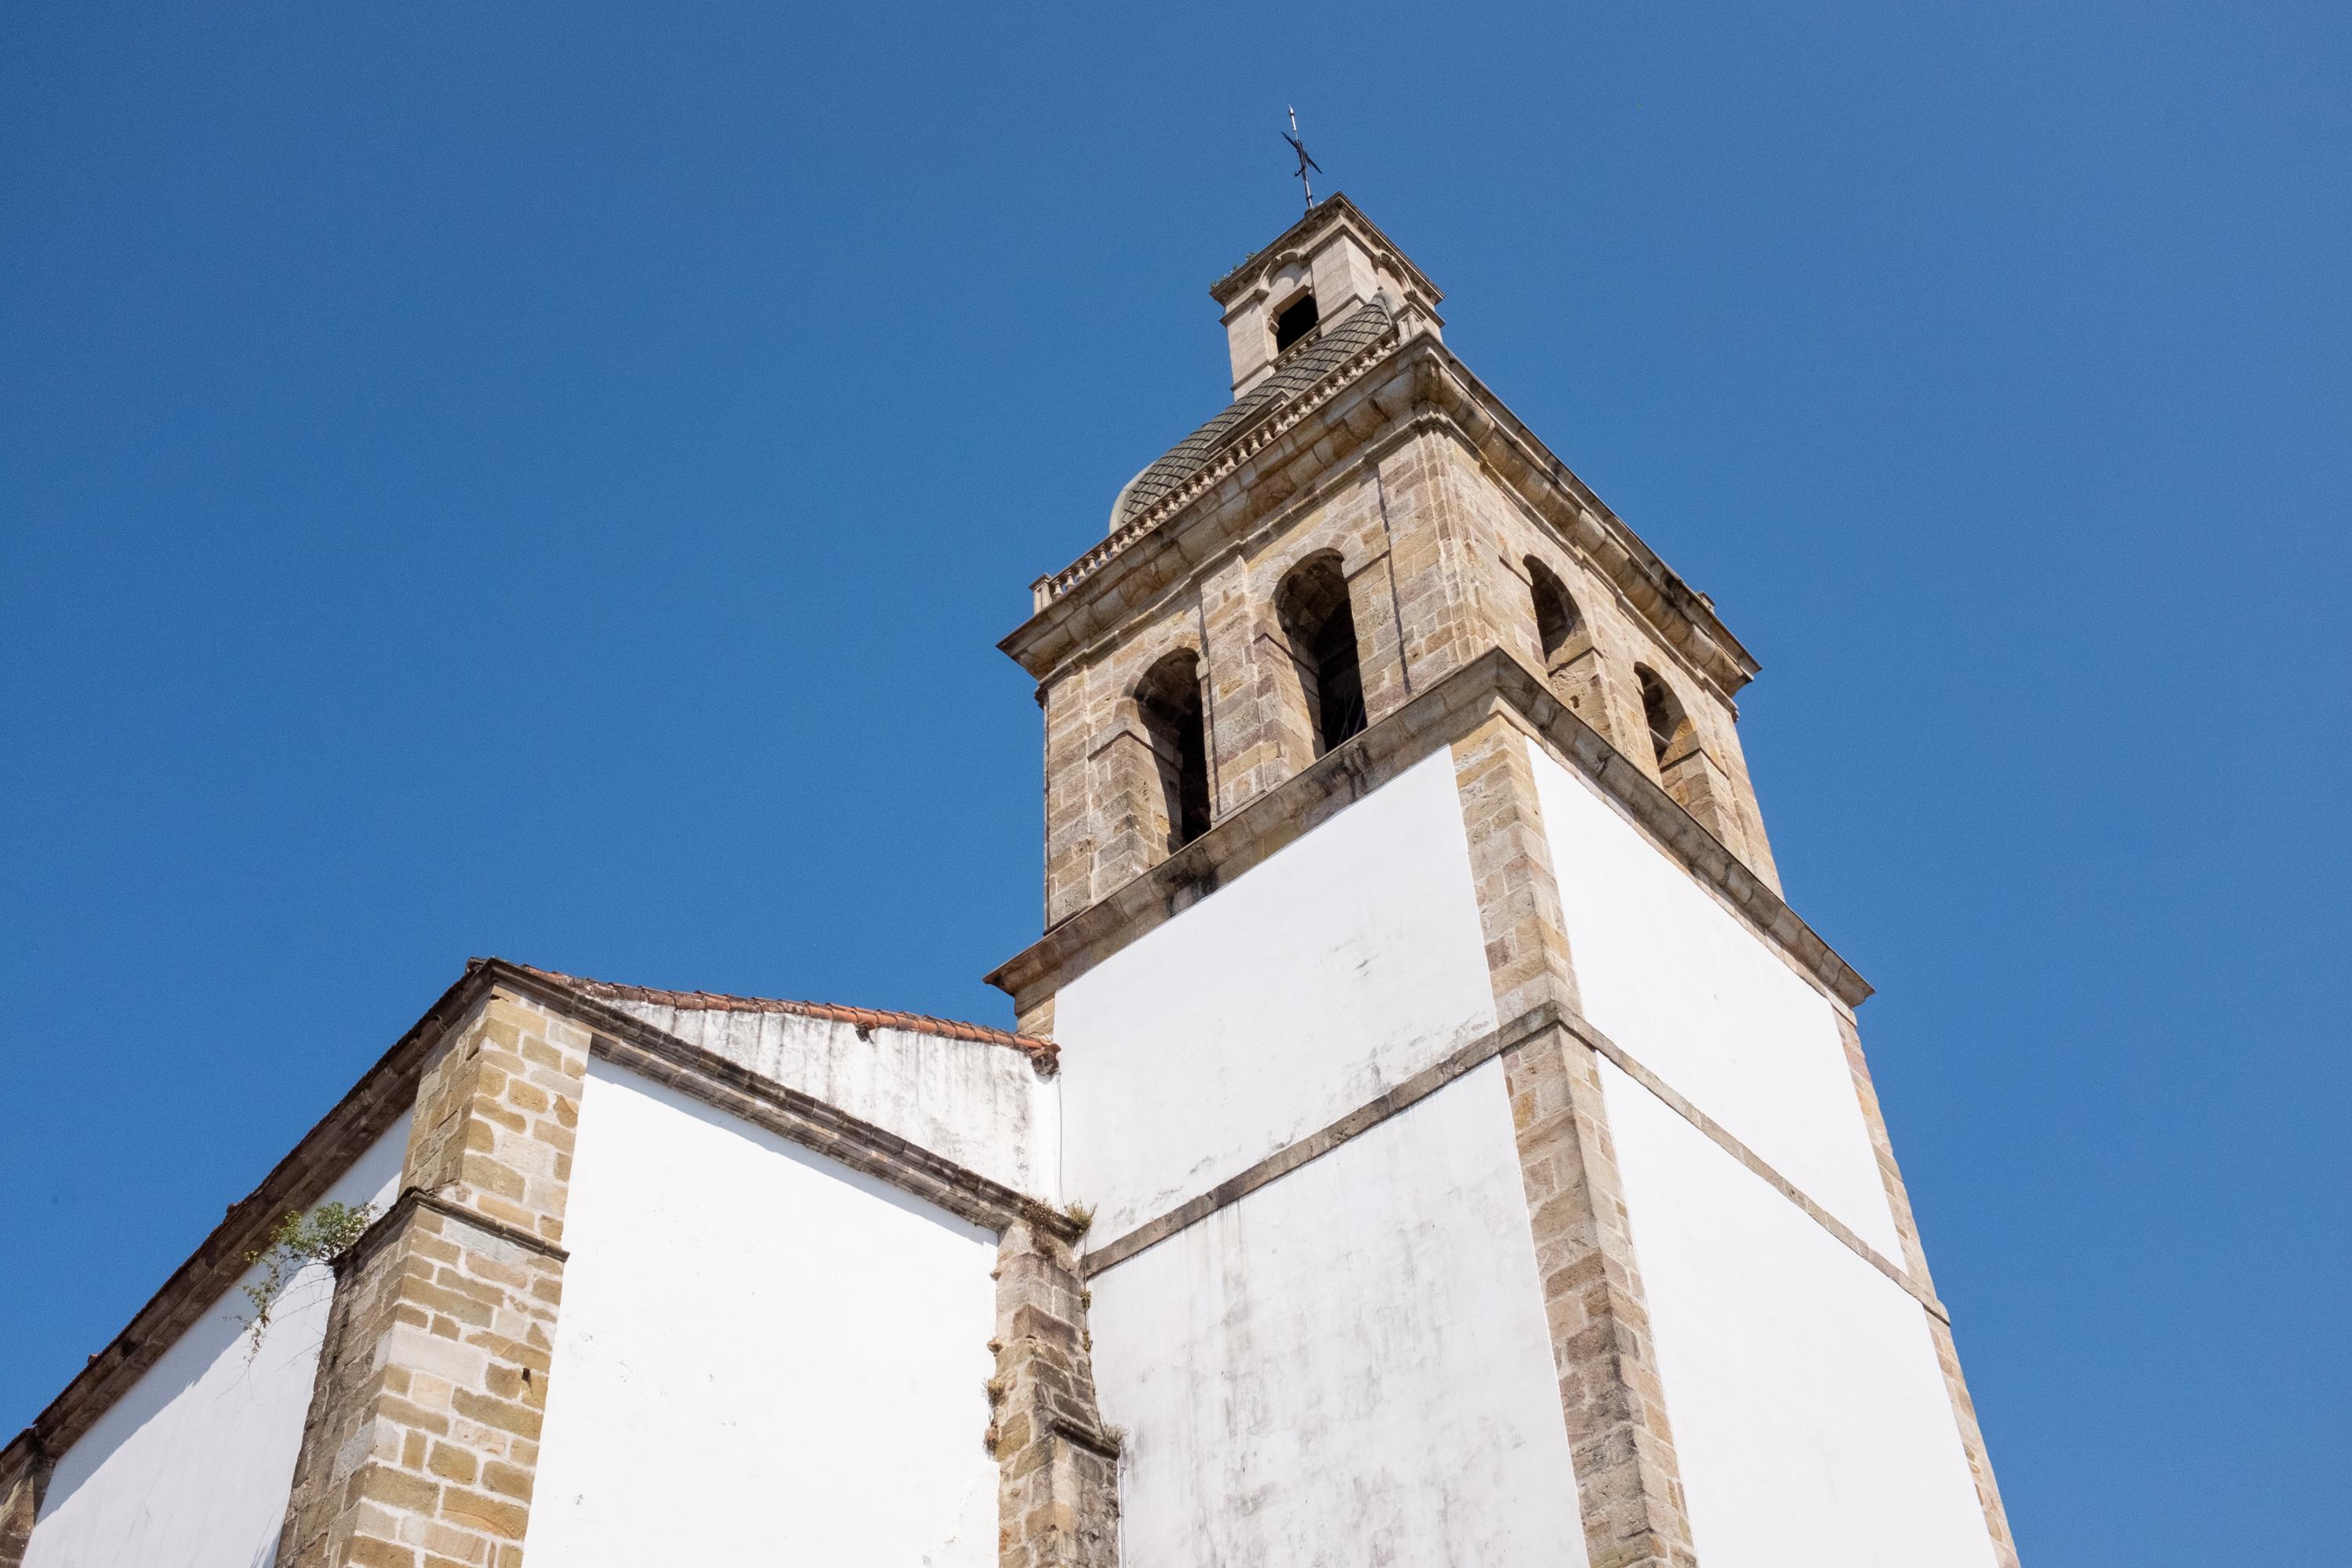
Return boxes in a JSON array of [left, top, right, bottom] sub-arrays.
[[1210, 194, 1445, 397]]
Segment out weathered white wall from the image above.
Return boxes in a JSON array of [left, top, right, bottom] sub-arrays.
[[1529, 747, 1901, 1258], [1087, 1059, 1587, 1568], [1055, 749, 1498, 1238], [521, 1059, 999, 1568], [24, 1113, 412, 1568], [587, 1003, 1058, 1200], [1599, 1058, 1994, 1567]]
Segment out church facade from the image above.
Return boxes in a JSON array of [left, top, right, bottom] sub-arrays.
[[1, 198, 2019, 1568]]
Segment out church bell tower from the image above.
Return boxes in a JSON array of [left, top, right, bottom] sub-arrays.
[[988, 195, 2018, 1568]]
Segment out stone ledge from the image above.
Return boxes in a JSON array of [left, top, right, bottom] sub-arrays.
[[1076, 997, 1940, 1327], [335, 1187, 575, 1283], [986, 647, 1871, 1014], [1082, 1002, 1561, 1278], [488, 961, 1082, 1244], [1049, 1414, 1126, 1459], [1559, 1011, 1947, 1323]]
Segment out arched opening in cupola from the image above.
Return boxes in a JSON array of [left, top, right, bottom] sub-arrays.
[[1272, 291, 1321, 353]]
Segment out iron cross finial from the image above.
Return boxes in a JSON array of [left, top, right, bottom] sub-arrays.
[[1283, 107, 1322, 212]]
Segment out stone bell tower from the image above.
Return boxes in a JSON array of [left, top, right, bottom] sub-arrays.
[[989, 195, 2018, 1568]]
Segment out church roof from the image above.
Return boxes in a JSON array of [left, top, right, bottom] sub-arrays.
[[1112, 294, 1395, 529], [514, 962, 1055, 1062]]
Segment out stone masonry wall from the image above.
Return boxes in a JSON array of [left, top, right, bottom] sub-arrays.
[[988, 1221, 1120, 1568], [275, 989, 588, 1568], [1454, 716, 1701, 1568], [1044, 425, 1534, 920], [1441, 434, 1780, 891], [1037, 405, 1786, 926], [0, 1450, 46, 1568]]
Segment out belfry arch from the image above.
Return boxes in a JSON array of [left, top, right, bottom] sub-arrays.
[[1637, 662, 1746, 853], [1134, 649, 1211, 854], [1274, 554, 1367, 758], [1525, 556, 1608, 738]]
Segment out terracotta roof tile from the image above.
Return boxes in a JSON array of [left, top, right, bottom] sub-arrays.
[[504, 962, 1056, 1064]]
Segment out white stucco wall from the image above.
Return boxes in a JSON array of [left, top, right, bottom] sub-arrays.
[[591, 1003, 1056, 1200], [1599, 1058, 1994, 1567], [521, 1058, 999, 1568], [1087, 1059, 1586, 1568], [24, 1113, 412, 1568], [1529, 746, 1902, 1258], [1054, 749, 1498, 1239]]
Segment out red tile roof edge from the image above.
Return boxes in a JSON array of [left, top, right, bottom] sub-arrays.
[[506, 962, 1057, 1063]]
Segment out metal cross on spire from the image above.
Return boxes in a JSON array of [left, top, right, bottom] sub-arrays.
[[1283, 106, 1322, 212]]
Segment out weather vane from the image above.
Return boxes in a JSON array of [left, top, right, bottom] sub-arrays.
[[1283, 106, 1322, 212]]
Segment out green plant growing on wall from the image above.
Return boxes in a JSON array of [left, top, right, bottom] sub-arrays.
[[238, 1201, 377, 1353]]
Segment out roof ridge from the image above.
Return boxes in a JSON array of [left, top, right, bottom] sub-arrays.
[[503, 962, 1055, 1062]]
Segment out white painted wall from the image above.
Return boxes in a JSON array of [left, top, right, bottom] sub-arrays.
[[24, 1114, 411, 1568], [1087, 1060, 1587, 1568], [522, 1059, 999, 1568], [1529, 747, 1902, 1258], [1054, 749, 1498, 1239], [591, 1003, 1056, 1200], [1599, 1058, 1994, 1567]]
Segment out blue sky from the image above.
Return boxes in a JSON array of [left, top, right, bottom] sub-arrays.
[[2, 2, 2345, 1559]]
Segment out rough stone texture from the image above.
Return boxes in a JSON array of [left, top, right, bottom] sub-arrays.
[[1014, 317, 1788, 924], [1657, 738, 1748, 863], [989, 1222, 1119, 1568], [1370, 431, 1504, 694], [1453, 716, 1581, 1023], [1451, 716, 1700, 1568], [276, 989, 588, 1568], [1091, 724, 1172, 904], [1438, 432, 1780, 894], [1042, 664, 1098, 927], [1836, 1012, 2021, 1568], [0, 1448, 47, 1568], [993, 651, 1868, 1025], [1504, 1030, 1700, 1568]]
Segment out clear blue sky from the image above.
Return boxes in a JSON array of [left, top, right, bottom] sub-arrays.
[[3, 3, 2344, 1559]]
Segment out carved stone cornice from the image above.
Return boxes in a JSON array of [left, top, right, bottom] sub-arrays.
[[1003, 329, 1762, 702], [985, 647, 1868, 1014]]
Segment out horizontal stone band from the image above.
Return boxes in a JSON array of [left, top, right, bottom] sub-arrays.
[[1082, 1003, 1949, 1328], [1082, 1002, 1560, 1277]]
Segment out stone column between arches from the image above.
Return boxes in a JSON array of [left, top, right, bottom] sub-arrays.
[[275, 988, 588, 1568], [1451, 715, 1702, 1568]]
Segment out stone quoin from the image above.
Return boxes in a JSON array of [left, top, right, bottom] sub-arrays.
[[2, 195, 2017, 1568]]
